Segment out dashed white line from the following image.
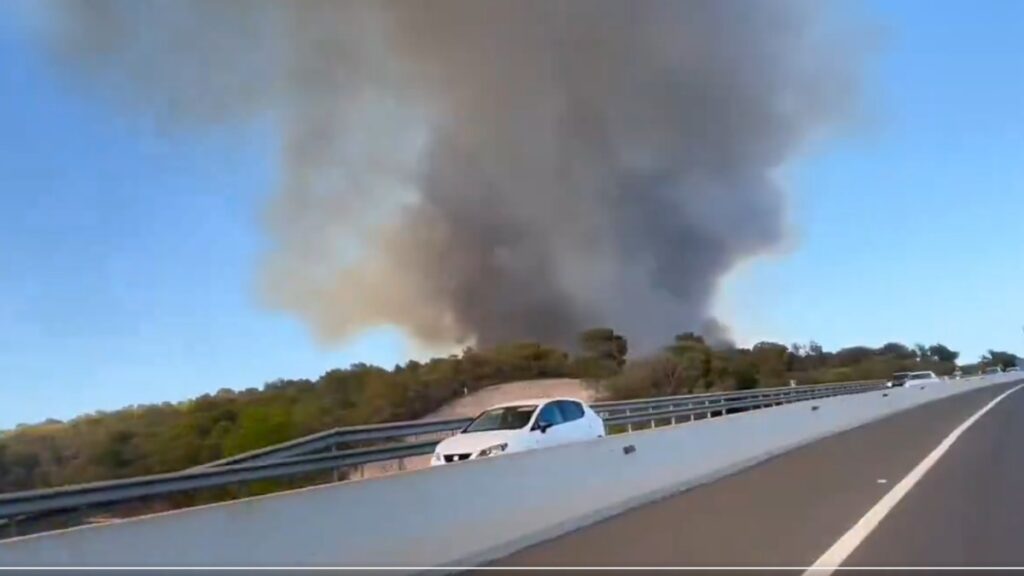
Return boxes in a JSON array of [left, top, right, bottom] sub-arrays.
[[805, 383, 1024, 575]]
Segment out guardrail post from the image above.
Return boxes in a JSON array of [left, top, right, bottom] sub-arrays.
[[7, 517, 16, 538], [626, 409, 633, 433]]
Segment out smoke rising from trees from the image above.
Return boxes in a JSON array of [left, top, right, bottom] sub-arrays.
[[44, 0, 857, 352]]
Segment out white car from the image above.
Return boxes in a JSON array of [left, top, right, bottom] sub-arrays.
[[430, 398, 605, 466], [903, 371, 940, 386], [886, 372, 911, 387]]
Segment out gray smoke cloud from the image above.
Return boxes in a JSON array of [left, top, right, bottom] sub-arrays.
[[44, 0, 856, 353]]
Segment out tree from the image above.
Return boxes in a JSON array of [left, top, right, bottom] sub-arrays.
[[795, 340, 827, 371], [667, 334, 713, 390], [730, 353, 760, 390], [982, 350, 1021, 370], [676, 351, 710, 393], [914, 343, 929, 360], [752, 341, 790, 387], [606, 354, 692, 399], [0, 443, 8, 483], [674, 332, 706, 345], [927, 343, 960, 364], [91, 430, 137, 472], [752, 341, 789, 354], [834, 346, 874, 367], [607, 328, 750, 400], [878, 342, 915, 359], [577, 328, 628, 371]]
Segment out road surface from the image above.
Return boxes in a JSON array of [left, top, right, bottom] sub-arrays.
[[485, 380, 1024, 569]]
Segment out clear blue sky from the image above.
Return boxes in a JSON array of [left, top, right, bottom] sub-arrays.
[[719, 0, 1024, 357], [2, 1, 1022, 428]]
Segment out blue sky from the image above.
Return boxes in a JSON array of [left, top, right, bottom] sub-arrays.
[[719, 0, 1024, 356], [2, 1, 1022, 428]]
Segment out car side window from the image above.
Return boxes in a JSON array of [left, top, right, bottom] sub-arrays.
[[556, 400, 585, 423], [536, 402, 565, 428]]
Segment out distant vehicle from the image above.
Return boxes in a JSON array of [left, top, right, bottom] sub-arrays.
[[886, 372, 911, 387], [893, 371, 940, 387], [984, 367, 1003, 375], [430, 398, 604, 466]]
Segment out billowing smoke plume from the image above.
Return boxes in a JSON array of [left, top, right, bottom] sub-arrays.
[[45, 0, 855, 352]]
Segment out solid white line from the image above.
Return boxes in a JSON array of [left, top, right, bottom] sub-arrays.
[[804, 383, 1024, 575]]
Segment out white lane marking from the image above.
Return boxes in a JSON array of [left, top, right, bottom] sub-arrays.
[[875, 479, 887, 484], [805, 383, 1024, 575]]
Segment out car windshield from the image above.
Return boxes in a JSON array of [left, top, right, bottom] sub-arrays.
[[908, 373, 932, 380], [892, 373, 910, 381], [463, 405, 537, 433]]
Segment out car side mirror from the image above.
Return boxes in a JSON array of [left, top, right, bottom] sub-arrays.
[[536, 421, 552, 433]]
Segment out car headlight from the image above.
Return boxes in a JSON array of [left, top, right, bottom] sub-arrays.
[[476, 442, 508, 458]]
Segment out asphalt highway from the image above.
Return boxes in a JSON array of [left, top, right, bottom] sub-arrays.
[[845, 379, 1024, 567], [485, 380, 1024, 569]]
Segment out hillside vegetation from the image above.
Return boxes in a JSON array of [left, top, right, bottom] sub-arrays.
[[1, 330, 1017, 494]]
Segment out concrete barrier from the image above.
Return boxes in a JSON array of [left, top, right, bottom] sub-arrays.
[[1, 375, 1016, 570]]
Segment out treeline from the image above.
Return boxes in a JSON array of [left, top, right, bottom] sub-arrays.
[[0, 330, 1018, 494], [0, 341, 583, 493], [606, 336, 969, 400]]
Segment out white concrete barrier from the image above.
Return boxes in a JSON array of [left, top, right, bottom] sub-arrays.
[[1, 375, 1017, 570]]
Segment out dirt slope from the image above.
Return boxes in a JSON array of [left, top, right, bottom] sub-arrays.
[[426, 378, 600, 419]]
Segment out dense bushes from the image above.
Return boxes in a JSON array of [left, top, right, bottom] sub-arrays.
[[0, 331, 1002, 494], [0, 341, 576, 493]]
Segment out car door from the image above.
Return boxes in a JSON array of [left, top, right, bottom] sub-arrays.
[[533, 401, 566, 448]]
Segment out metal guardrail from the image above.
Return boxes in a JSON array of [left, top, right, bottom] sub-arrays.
[[593, 380, 882, 430], [194, 417, 475, 469], [0, 441, 441, 520], [602, 382, 879, 426], [0, 379, 884, 529], [194, 379, 884, 468]]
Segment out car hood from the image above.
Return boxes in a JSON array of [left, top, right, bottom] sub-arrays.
[[435, 429, 526, 455]]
